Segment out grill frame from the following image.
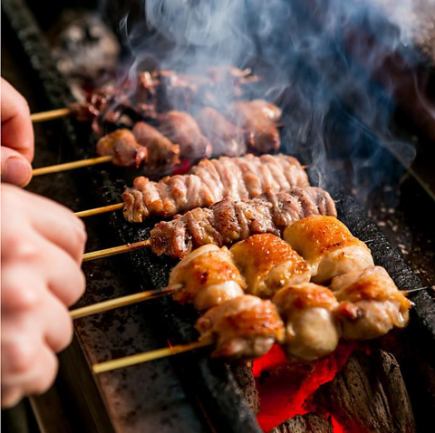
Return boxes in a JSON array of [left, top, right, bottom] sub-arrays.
[[3, 1, 435, 432]]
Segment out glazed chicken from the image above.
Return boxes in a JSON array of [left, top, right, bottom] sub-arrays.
[[284, 215, 374, 283], [331, 266, 412, 340], [273, 283, 340, 361], [195, 295, 285, 358], [168, 244, 246, 311], [158, 111, 212, 161], [232, 100, 281, 153], [230, 234, 311, 298]]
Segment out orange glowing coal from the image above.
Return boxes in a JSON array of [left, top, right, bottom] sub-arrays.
[[252, 343, 355, 432]]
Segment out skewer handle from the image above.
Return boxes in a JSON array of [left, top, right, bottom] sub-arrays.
[[82, 239, 151, 262], [32, 156, 112, 176], [93, 338, 213, 374], [31, 107, 72, 123], [70, 287, 176, 319], [75, 203, 124, 218]]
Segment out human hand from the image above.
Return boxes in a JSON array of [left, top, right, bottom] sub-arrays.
[[1, 185, 87, 407], [1, 78, 34, 186]]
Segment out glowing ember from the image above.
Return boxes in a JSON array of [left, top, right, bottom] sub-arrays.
[[252, 343, 355, 432], [330, 415, 348, 433]]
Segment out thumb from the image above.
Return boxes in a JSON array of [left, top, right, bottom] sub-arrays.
[[1, 147, 32, 187]]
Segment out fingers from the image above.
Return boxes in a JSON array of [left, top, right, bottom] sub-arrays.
[[2, 186, 87, 265], [27, 192, 87, 264], [41, 292, 74, 352], [1, 146, 33, 186], [1, 332, 58, 407], [1, 78, 34, 162]]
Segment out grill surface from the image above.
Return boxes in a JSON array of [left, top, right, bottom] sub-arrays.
[[2, 1, 435, 432]]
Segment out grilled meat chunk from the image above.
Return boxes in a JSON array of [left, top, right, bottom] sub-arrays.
[[230, 234, 311, 298], [123, 154, 309, 222], [96, 129, 148, 167], [196, 295, 285, 358], [149, 187, 336, 258], [232, 100, 281, 153], [169, 245, 246, 311], [284, 216, 374, 283], [158, 111, 212, 160], [331, 266, 411, 340], [132, 122, 180, 172], [196, 107, 246, 157], [273, 283, 340, 361]]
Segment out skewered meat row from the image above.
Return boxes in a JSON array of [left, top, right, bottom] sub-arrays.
[[123, 154, 310, 223], [73, 66, 259, 134], [96, 100, 282, 171], [283, 216, 411, 341], [149, 187, 336, 258], [166, 218, 411, 360]]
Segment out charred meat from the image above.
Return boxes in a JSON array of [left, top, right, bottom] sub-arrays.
[[122, 154, 309, 222], [149, 187, 336, 258]]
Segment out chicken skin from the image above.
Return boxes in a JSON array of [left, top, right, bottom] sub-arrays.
[[331, 266, 412, 340], [196, 295, 285, 358], [169, 245, 246, 311], [230, 234, 311, 298], [284, 215, 374, 283]]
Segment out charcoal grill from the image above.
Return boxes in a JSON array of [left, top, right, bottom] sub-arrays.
[[2, 1, 435, 432]]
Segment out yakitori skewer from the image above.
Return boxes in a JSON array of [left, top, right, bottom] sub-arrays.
[[33, 155, 112, 176], [81, 187, 337, 261], [30, 98, 282, 178], [31, 107, 72, 123], [74, 153, 310, 221]]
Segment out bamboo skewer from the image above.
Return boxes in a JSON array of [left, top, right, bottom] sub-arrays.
[[75, 202, 123, 218], [70, 287, 177, 319], [93, 337, 213, 374], [32, 155, 113, 176], [83, 240, 151, 262], [81, 236, 383, 263], [31, 107, 72, 123]]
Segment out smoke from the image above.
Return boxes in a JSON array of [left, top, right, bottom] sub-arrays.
[[118, 0, 429, 201]]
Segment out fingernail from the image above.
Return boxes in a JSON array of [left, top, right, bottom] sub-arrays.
[[3, 157, 32, 186]]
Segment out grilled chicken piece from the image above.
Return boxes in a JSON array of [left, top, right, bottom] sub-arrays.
[[232, 100, 281, 153], [331, 266, 412, 340], [273, 283, 340, 361], [230, 234, 311, 298], [195, 107, 246, 157], [158, 111, 212, 160], [196, 295, 285, 358], [284, 216, 374, 283], [123, 153, 309, 223], [169, 245, 246, 311], [96, 129, 148, 167], [132, 122, 180, 172]]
